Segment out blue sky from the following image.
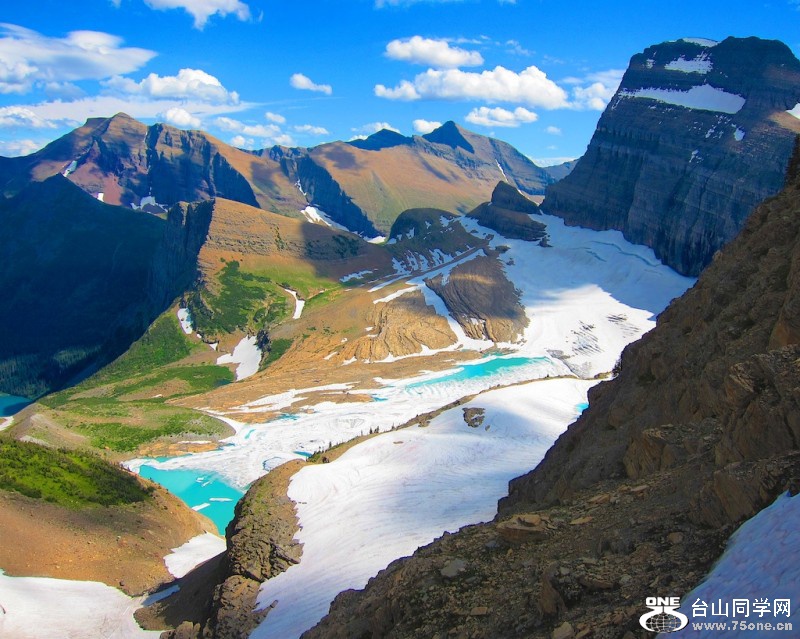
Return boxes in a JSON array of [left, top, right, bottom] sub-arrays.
[[1, 0, 798, 165]]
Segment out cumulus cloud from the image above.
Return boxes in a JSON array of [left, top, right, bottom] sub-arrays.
[[290, 73, 332, 95], [0, 138, 44, 157], [564, 69, 625, 110], [376, 65, 569, 108], [352, 121, 400, 135], [465, 105, 537, 127], [142, 0, 251, 29], [545, 125, 562, 135], [214, 116, 294, 146], [159, 106, 201, 128], [412, 119, 442, 134], [230, 135, 254, 149], [265, 111, 286, 124], [0, 24, 155, 94], [104, 68, 239, 104], [385, 36, 483, 68], [0, 106, 59, 128], [294, 124, 330, 135]]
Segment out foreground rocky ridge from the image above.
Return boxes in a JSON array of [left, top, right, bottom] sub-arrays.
[[303, 140, 800, 638], [544, 36, 800, 276]]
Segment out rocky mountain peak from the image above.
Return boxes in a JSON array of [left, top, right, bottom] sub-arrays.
[[349, 128, 413, 151], [544, 35, 800, 276], [422, 120, 476, 154]]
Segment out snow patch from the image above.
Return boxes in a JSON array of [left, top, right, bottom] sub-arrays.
[[373, 287, 417, 305], [163, 533, 226, 579], [216, 336, 261, 380], [301, 205, 350, 232], [788, 103, 800, 120], [0, 570, 161, 638], [495, 160, 508, 181], [96, 192, 105, 202], [621, 84, 745, 114], [340, 269, 374, 283], [733, 127, 745, 141], [62, 160, 77, 177], [282, 287, 305, 320], [177, 308, 193, 335], [680, 37, 718, 47], [679, 492, 800, 634], [665, 54, 712, 74], [645, 59, 655, 69]]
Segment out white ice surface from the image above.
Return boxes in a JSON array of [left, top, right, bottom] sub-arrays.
[[216, 335, 261, 381], [129, 211, 694, 638], [0, 571, 160, 639], [251, 379, 594, 638], [680, 37, 718, 47], [676, 492, 800, 636], [665, 54, 712, 74], [622, 84, 745, 114], [788, 103, 800, 120], [177, 308, 193, 335], [163, 533, 226, 579], [282, 288, 305, 320], [301, 205, 350, 232]]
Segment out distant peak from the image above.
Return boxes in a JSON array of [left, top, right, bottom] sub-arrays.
[[348, 128, 412, 151], [422, 121, 475, 154]]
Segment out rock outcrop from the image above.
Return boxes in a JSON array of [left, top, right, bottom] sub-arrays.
[[544, 37, 800, 276], [467, 181, 547, 242], [161, 461, 304, 639], [302, 139, 800, 638]]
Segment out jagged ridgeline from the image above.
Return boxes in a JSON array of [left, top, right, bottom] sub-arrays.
[[0, 115, 561, 397], [544, 36, 800, 276]]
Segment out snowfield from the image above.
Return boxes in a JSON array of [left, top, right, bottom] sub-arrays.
[[216, 335, 262, 381], [0, 571, 161, 639], [620, 84, 746, 114]]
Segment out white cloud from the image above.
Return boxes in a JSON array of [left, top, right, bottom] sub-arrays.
[[10, 95, 250, 127], [214, 116, 294, 146], [529, 155, 577, 167], [375, 65, 569, 108], [230, 134, 254, 149], [566, 69, 625, 110], [412, 119, 442, 134], [104, 68, 239, 104], [290, 73, 332, 95], [294, 124, 330, 135], [265, 111, 286, 124], [142, 0, 251, 29], [465, 105, 537, 127], [385, 36, 483, 68], [0, 24, 155, 94], [0, 106, 59, 129], [352, 121, 400, 135], [374, 80, 420, 101], [505, 39, 532, 56], [545, 125, 562, 135], [0, 138, 44, 157], [159, 106, 201, 129]]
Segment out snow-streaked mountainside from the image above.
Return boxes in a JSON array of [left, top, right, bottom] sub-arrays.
[[127, 209, 692, 638], [544, 36, 800, 276]]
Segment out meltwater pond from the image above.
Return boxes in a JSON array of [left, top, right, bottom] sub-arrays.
[[0, 393, 32, 417], [404, 356, 552, 390], [138, 465, 244, 535]]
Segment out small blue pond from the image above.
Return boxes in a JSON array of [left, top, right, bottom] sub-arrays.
[[138, 465, 244, 535], [0, 393, 32, 417], [405, 356, 551, 390]]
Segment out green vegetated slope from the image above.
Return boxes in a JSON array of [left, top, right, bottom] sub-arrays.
[[0, 439, 151, 507], [33, 311, 233, 454]]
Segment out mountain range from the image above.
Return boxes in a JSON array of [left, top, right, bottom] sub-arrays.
[[0, 33, 799, 639]]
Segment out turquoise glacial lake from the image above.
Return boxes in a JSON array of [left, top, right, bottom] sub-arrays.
[[0, 393, 32, 417], [405, 356, 551, 390], [139, 465, 244, 535]]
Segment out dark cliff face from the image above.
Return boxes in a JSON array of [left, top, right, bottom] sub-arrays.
[[544, 37, 800, 276], [273, 146, 379, 237], [0, 177, 166, 396]]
